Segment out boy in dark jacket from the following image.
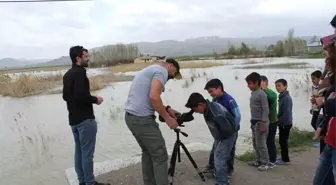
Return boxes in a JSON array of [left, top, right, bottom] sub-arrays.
[[203, 79, 241, 177], [185, 92, 237, 185], [275, 79, 293, 165]]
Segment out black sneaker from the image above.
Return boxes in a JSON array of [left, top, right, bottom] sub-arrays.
[[95, 182, 110, 185], [79, 183, 85, 185]]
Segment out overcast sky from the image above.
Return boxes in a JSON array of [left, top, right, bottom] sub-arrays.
[[0, 0, 335, 59]]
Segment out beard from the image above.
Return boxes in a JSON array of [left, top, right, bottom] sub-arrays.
[[80, 59, 89, 67]]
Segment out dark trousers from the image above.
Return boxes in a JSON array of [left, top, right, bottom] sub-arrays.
[[311, 111, 320, 130], [267, 123, 278, 163], [278, 124, 292, 162], [320, 139, 326, 154]]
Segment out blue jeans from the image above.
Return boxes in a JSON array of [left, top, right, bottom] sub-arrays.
[[313, 145, 336, 185], [71, 119, 97, 185], [214, 133, 236, 185], [208, 134, 238, 172]]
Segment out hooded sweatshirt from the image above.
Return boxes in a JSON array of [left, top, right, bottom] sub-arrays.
[[203, 100, 237, 140], [213, 92, 241, 131]]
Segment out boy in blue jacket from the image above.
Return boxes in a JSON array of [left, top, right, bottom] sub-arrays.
[[185, 92, 238, 185], [275, 79, 293, 165], [203, 79, 241, 177]]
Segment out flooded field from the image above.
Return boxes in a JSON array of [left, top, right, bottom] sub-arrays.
[[0, 57, 325, 185]]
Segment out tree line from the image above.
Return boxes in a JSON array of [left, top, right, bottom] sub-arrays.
[[89, 43, 140, 67], [215, 29, 308, 58]]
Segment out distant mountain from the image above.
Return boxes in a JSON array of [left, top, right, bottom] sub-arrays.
[[0, 58, 49, 69], [1, 35, 316, 68], [33, 56, 71, 67]]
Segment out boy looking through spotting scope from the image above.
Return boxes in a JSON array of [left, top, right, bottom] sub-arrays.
[[203, 79, 241, 177], [185, 92, 238, 185]]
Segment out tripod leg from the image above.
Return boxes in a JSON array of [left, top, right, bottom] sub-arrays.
[[179, 142, 206, 182], [168, 141, 179, 185], [178, 145, 181, 162]]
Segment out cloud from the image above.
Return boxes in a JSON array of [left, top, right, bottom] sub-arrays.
[[0, 0, 335, 59]]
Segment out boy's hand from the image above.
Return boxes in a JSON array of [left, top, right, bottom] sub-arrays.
[[310, 96, 316, 104], [328, 92, 336, 99], [316, 97, 325, 107], [259, 121, 266, 133], [315, 127, 322, 140]]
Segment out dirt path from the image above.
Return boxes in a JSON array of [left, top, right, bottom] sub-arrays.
[[96, 147, 319, 185]]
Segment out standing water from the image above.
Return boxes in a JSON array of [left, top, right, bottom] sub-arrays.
[[0, 58, 325, 185]]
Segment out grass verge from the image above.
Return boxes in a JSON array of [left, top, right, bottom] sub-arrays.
[[236, 127, 315, 162], [234, 62, 310, 69]]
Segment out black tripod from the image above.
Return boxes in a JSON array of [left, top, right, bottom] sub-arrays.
[[167, 127, 206, 184]]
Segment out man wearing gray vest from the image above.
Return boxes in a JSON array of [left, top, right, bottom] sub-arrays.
[[125, 58, 182, 185]]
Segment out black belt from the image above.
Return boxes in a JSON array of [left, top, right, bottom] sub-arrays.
[[126, 112, 156, 119]]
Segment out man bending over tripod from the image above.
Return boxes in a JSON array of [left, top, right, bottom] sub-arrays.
[[185, 92, 238, 185], [125, 58, 182, 185]]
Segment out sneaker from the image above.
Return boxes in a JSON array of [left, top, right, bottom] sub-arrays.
[[275, 159, 291, 165], [257, 164, 270, 171], [268, 162, 276, 169], [314, 142, 320, 148], [95, 182, 110, 185], [228, 170, 234, 178], [79, 183, 85, 185], [202, 166, 214, 174], [247, 161, 261, 167]]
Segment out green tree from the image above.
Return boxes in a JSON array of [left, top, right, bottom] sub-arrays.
[[228, 45, 237, 55], [274, 41, 285, 57], [212, 50, 219, 60], [240, 42, 250, 56]]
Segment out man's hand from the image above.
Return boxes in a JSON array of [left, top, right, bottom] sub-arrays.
[[166, 117, 178, 129], [316, 97, 325, 107], [167, 107, 180, 119], [97, 96, 104, 105], [315, 127, 322, 140], [259, 121, 266, 133]]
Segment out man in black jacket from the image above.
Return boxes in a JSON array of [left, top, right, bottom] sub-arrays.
[[63, 46, 108, 185]]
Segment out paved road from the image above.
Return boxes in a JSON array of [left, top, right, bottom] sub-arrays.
[[96, 147, 319, 185]]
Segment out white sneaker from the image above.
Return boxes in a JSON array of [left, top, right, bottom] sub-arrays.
[[257, 164, 270, 171]]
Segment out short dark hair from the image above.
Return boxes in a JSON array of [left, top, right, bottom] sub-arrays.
[[245, 72, 261, 85], [275, 79, 287, 87], [69, 45, 88, 63], [204, 78, 224, 91], [165, 58, 180, 71], [260, 75, 268, 82], [311, 70, 322, 78], [185, 92, 206, 108]]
